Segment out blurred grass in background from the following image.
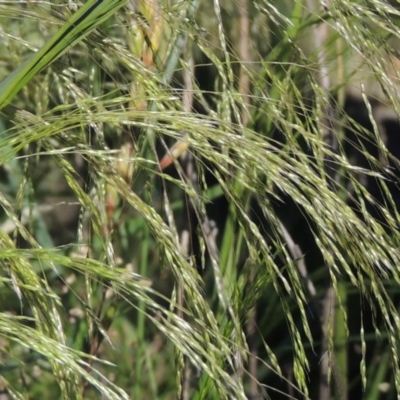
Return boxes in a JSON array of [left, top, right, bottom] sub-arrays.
[[1, 1, 400, 399]]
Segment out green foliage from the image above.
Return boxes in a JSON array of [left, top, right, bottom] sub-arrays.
[[0, 0, 400, 399]]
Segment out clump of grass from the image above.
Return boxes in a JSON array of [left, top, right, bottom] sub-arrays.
[[1, 1, 400, 399]]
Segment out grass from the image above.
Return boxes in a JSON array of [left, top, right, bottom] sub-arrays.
[[1, 0, 400, 399]]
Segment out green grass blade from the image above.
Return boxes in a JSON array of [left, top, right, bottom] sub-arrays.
[[0, 0, 127, 109]]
